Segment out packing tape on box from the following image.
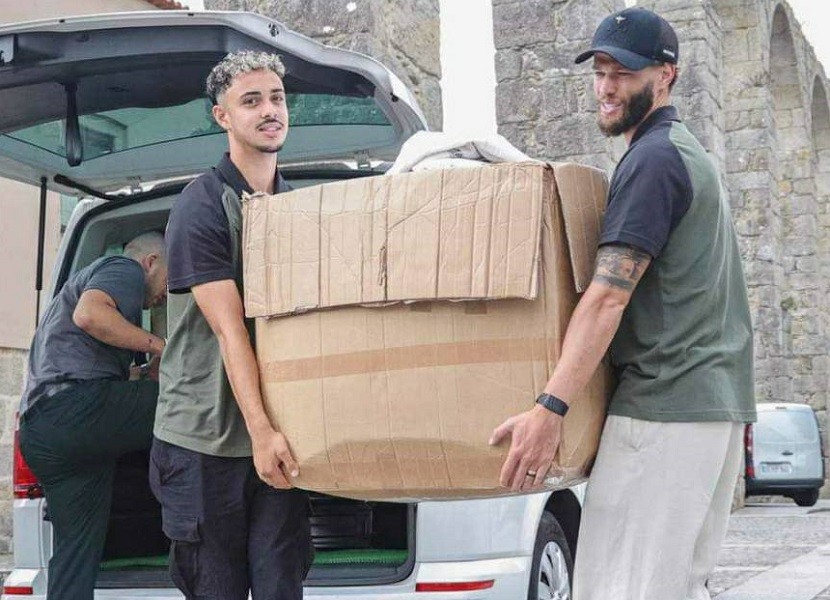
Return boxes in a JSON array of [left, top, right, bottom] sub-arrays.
[[260, 337, 555, 383]]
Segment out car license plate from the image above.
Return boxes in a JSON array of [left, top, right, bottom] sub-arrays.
[[760, 462, 793, 474]]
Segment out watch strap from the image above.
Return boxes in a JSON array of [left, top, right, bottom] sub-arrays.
[[536, 393, 569, 417]]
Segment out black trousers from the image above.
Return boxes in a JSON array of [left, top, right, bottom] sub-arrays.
[[19, 379, 159, 600], [149, 438, 313, 600]]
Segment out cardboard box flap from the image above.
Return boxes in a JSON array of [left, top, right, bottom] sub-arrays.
[[242, 186, 323, 318], [386, 164, 545, 302], [243, 163, 548, 318], [550, 163, 608, 292]]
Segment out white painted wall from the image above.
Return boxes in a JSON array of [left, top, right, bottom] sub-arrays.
[[438, 0, 497, 136]]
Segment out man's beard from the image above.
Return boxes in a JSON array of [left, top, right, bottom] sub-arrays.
[[255, 143, 283, 153], [598, 82, 654, 137]]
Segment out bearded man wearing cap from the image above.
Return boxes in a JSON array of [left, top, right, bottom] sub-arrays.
[[490, 7, 755, 599]]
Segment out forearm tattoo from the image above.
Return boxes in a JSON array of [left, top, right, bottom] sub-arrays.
[[592, 244, 652, 291]]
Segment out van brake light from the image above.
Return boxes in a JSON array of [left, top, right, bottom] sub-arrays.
[[13, 413, 43, 499], [416, 580, 495, 592], [744, 423, 755, 480], [2, 585, 34, 594]]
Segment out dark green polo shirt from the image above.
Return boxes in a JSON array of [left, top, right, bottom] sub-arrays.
[[601, 106, 755, 423]]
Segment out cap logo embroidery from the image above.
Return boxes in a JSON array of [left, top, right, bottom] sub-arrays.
[[615, 15, 626, 24]]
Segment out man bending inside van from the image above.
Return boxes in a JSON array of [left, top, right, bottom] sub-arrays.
[[19, 231, 168, 600]]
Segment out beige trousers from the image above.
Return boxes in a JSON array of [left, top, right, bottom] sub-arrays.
[[572, 416, 744, 600]]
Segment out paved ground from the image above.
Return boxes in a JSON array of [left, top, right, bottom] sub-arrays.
[[1, 499, 829, 598], [711, 499, 830, 599]]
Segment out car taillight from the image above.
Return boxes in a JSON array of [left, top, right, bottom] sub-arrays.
[[744, 423, 755, 480], [13, 413, 43, 499], [416, 580, 495, 592]]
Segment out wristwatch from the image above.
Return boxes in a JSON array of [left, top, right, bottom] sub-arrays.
[[536, 393, 569, 417]]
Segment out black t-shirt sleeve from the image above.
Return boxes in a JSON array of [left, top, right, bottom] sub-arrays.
[[599, 140, 693, 258], [166, 177, 235, 294], [84, 257, 145, 325]]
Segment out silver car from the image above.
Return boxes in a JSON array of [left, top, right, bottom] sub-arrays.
[[1, 11, 582, 600], [745, 402, 825, 507]]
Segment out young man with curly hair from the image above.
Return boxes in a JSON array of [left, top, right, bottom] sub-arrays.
[[151, 51, 313, 600]]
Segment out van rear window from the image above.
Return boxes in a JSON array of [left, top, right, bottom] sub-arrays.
[[756, 409, 819, 443], [2, 94, 389, 162]]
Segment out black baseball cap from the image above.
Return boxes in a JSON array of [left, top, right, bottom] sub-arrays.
[[575, 7, 679, 70]]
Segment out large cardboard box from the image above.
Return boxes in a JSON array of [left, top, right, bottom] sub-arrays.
[[242, 162, 612, 500]]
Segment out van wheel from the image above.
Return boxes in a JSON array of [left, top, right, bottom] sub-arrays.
[[793, 489, 819, 507], [528, 511, 573, 600]]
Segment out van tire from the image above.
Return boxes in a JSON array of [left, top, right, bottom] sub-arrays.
[[527, 511, 573, 600], [792, 489, 819, 507]]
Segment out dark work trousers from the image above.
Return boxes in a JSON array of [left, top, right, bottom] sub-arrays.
[[19, 379, 159, 600], [149, 438, 314, 600]]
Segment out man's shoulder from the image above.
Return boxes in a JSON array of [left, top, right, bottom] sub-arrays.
[[82, 255, 142, 279], [168, 169, 228, 227], [178, 168, 225, 204], [617, 124, 687, 176], [633, 121, 682, 153]]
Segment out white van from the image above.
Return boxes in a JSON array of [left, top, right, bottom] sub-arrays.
[[745, 402, 825, 507], [1, 11, 582, 600]]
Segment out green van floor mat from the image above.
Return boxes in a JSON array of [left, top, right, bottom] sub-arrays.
[[313, 549, 408, 565], [100, 555, 168, 571], [100, 549, 409, 571]]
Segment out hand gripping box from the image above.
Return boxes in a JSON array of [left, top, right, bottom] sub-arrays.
[[242, 162, 613, 500]]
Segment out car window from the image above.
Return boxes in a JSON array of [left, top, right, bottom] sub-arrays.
[[3, 94, 389, 163], [756, 409, 819, 443]]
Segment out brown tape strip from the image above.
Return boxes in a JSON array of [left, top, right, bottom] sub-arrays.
[[261, 337, 552, 383]]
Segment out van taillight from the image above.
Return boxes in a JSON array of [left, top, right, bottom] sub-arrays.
[[13, 413, 43, 499], [416, 580, 495, 592], [744, 423, 755, 480], [2, 585, 34, 595]]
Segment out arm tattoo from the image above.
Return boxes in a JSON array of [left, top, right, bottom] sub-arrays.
[[592, 244, 652, 292]]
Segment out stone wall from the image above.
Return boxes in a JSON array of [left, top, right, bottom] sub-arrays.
[[0, 350, 27, 553], [494, 0, 830, 498], [205, 0, 442, 130]]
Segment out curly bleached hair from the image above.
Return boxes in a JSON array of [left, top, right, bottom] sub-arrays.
[[206, 50, 287, 105]]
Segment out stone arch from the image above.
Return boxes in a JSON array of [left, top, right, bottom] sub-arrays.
[[812, 78, 830, 275], [711, 0, 780, 401], [811, 78, 830, 203], [769, 3, 820, 404], [769, 4, 810, 182], [811, 76, 830, 493]]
